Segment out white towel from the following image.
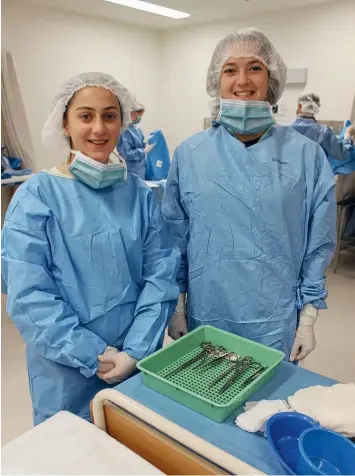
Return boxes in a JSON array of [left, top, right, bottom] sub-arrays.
[[235, 383, 355, 437], [288, 383, 355, 437], [235, 399, 292, 433]]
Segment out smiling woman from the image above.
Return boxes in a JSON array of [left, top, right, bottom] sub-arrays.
[[63, 87, 123, 164], [207, 29, 286, 106], [1, 72, 180, 425], [220, 58, 269, 102], [163, 28, 336, 366]]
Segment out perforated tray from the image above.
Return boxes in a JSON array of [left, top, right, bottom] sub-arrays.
[[137, 326, 285, 423]]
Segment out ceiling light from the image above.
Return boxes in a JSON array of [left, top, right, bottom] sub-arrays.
[[104, 0, 190, 19]]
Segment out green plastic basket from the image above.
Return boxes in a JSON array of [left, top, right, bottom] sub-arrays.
[[137, 326, 285, 423]]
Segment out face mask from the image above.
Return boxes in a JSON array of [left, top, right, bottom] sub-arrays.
[[216, 99, 274, 135], [132, 116, 142, 125], [68, 150, 127, 189]]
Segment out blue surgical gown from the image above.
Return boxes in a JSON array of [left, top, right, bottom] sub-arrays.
[[2, 172, 180, 425], [290, 117, 354, 173], [145, 130, 171, 181], [162, 124, 336, 359], [118, 124, 146, 179]]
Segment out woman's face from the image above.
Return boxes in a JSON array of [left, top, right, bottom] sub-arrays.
[[64, 86, 121, 164], [130, 110, 138, 122], [220, 57, 269, 102]]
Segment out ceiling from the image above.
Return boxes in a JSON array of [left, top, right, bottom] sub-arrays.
[[14, 0, 341, 29]]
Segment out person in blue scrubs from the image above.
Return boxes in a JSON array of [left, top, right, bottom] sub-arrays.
[[117, 102, 154, 179], [1, 73, 180, 425], [290, 93, 355, 171], [162, 29, 336, 362]]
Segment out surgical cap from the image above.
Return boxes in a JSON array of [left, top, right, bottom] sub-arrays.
[[298, 92, 321, 115], [132, 102, 145, 112], [206, 28, 287, 105], [42, 72, 135, 148]]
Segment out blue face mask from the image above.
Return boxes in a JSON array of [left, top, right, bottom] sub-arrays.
[[132, 115, 142, 125], [217, 99, 274, 135], [68, 150, 127, 189]]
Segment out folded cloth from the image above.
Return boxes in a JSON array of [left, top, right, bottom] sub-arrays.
[[235, 399, 292, 433], [288, 383, 355, 437], [3, 167, 32, 176]]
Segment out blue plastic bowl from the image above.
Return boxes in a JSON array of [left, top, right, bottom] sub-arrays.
[[297, 428, 355, 475], [266, 412, 319, 475]]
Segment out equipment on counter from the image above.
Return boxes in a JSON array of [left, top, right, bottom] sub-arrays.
[[164, 341, 214, 378], [164, 341, 267, 395], [137, 326, 284, 423], [266, 412, 355, 475]]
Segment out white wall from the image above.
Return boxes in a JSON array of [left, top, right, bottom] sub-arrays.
[[2, 0, 355, 167], [1, 0, 161, 171], [160, 0, 355, 153]]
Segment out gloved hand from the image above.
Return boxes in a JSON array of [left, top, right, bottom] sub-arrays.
[[144, 143, 155, 154], [290, 304, 318, 361], [97, 346, 118, 374], [97, 351, 137, 384], [345, 125, 355, 141], [168, 293, 188, 340]]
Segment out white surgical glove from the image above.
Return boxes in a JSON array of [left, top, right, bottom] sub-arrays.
[[344, 125, 355, 141], [97, 346, 118, 374], [144, 143, 155, 154], [168, 293, 188, 340], [97, 351, 137, 384], [290, 304, 318, 361]]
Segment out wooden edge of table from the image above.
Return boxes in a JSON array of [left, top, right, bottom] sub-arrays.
[[91, 400, 226, 475], [90, 390, 263, 476]]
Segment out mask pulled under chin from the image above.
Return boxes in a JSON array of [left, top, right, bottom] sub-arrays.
[[216, 98, 275, 135], [68, 149, 127, 189]]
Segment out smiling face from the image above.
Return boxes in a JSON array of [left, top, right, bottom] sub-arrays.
[[63, 86, 122, 164], [220, 57, 269, 102]]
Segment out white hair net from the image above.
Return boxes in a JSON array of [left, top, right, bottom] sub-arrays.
[[298, 92, 320, 115], [131, 101, 145, 112], [207, 28, 287, 109], [42, 72, 135, 149]]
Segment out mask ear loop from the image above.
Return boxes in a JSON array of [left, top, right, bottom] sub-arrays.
[[65, 150, 77, 168], [111, 149, 128, 181], [112, 148, 127, 166]]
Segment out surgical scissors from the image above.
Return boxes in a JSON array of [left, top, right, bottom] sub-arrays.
[[219, 357, 255, 394], [241, 365, 266, 387], [165, 341, 215, 378], [209, 353, 240, 387], [194, 346, 226, 370]]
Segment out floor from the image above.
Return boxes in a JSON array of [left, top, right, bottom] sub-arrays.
[[1, 250, 355, 446]]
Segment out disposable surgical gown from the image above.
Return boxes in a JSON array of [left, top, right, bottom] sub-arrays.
[[118, 124, 146, 179], [162, 124, 336, 359], [2, 172, 180, 425], [145, 130, 171, 181], [290, 117, 354, 173]]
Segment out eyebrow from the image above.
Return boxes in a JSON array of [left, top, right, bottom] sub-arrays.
[[76, 106, 119, 111], [223, 59, 263, 67]]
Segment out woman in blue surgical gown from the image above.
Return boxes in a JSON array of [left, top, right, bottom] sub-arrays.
[[290, 93, 355, 173], [118, 102, 154, 179], [1, 73, 180, 425], [162, 29, 336, 362]]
